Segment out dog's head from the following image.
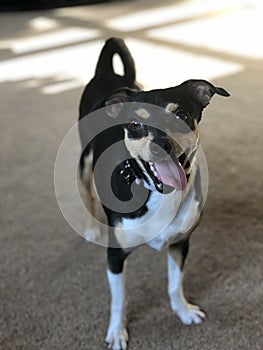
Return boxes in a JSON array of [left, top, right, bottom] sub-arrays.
[[105, 79, 230, 193]]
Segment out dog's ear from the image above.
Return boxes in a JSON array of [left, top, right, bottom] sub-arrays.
[[185, 79, 230, 108], [105, 88, 135, 118]]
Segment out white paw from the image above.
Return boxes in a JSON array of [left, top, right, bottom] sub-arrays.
[[176, 303, 206, 325], [105, 327, 129, 350]]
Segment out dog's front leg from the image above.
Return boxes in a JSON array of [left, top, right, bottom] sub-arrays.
[[106, 247, 129, 350], [167, 239, 206, 325]]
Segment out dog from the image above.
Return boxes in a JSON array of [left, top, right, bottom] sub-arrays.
[[78, 37, 230, 350]]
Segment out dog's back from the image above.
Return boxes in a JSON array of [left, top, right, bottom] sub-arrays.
[[78, 38, 139, 243]]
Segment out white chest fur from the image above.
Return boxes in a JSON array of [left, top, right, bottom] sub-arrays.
[[114, 163, 202, 251]]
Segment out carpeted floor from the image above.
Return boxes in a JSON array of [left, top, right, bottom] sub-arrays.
[[1, 1, 262, 349]]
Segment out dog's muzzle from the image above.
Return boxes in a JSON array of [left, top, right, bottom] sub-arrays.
[[142, 137, 187, 192]]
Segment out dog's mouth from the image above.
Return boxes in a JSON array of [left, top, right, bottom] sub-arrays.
[[140, 157, 187, 193]]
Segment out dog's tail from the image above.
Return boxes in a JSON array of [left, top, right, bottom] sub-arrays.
[[95, 37, 136, 85]]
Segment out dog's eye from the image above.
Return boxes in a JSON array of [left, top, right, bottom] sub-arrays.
[[128, 120, 143, 131], [176, 110, 189, 120]]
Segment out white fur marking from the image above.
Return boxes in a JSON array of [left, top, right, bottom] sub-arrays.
[[167, 254, 206, 325], [147, 158, 202, 250], [134, 108, 150, 119], [115, 189, 182, 248], [124, 129, 153, 160], [165, 103, 179, 114], [106, 270, 128, 350]]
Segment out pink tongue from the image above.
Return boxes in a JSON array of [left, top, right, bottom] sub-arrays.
[[154, 159, 187, 191]]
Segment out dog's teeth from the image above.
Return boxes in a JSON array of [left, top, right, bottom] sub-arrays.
[[150, 163, 158, 177], [125, 161, 131, 168], [149, 163, 155, 171]]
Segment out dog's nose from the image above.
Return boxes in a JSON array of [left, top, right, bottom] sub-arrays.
[[150, 138, 172, 158]]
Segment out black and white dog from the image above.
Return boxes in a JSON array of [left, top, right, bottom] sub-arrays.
[[79, 38, 229, 350]]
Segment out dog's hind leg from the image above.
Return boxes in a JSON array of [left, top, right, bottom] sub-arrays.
[[105, 247, 130, 350], [167, 239, 206, 325], [81, 152, 107, 244]]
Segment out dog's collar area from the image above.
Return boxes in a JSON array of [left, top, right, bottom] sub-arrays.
[[120, 160, 136, 186]]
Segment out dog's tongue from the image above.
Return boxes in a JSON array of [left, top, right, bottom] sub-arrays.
[[154, 158, 187, 191]]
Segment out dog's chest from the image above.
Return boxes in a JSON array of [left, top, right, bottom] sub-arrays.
[[115, 176, 200, 250]]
